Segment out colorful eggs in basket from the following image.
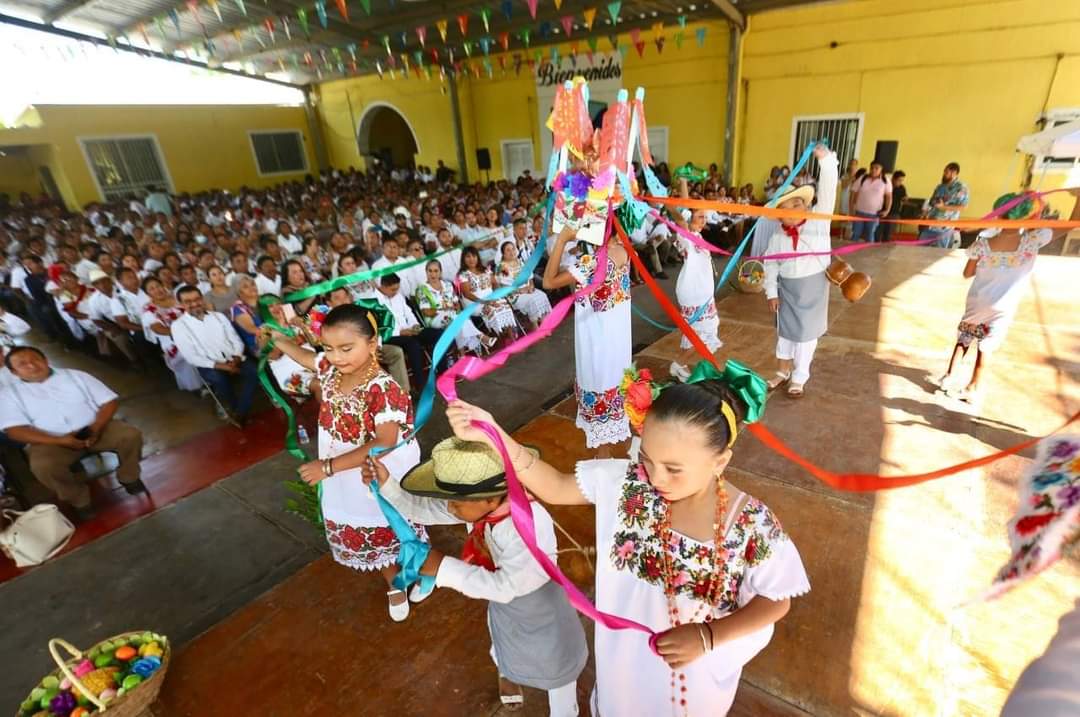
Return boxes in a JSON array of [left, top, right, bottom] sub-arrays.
[[114, 645, 137, 661], [138, 641, 163, 659]]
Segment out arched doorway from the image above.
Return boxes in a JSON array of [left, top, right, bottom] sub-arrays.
[[356, 102, 420, 170]]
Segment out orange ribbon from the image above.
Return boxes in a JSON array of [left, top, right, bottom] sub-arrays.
[[640, 195, 1080, 230], [613, 214, 1080, 492]]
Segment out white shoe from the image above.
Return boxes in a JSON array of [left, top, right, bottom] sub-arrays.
[[669, 362, 691, 382], [409, 581, 434, 604], [387, 590, 410, 622]]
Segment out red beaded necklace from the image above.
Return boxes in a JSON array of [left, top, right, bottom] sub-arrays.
[[656, 477, 729, 717]]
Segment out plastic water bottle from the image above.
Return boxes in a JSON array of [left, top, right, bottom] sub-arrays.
[[297, 425, 310, 445]]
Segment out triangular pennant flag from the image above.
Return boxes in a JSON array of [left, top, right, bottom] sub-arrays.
[[314, 0, 328, 29], [414, 49, 423, 65], [463, 40, 473, 56], [677, 14, 687, 28], [480, 36, 491, 55], [416, 25, 427, 46], [606, 0, 620, 23], [652, 21, 664, 39], [234, 0, 246, 16], [399, 30, 408, 49], [526, 0, 538, 20], [483, 58, 493, 77], [513, 53, 522, 75], [583, 7, 597, 30], [360, 0, 371, 14], [335, 0, 349, 22], [654, 36, 664, 53], [554, 0, 562, 8], [431, 48, 439, 63], [347, 43, 357, 61], [297, 8, 310, 35], [533, 49, 541, 64], [695, 26, 706, 47], [675, 30, 684, 49], [387, 53, 395, 66], [618, 42, 628, 59], [498, 55, 506, 71], [629, 27, 640, 44], [264, 17, 276, 42], [480, 6, 491, 32], [501, 0, 512, 21], [586, 35, 598, 52], [539, 20, 551, 38], [457, 14, 468, 36], [607, 33, 618, 50], [207, 0, 223, 22], [437, 19, 449, 42], [449, 47, 455, 63], [230, 27, 242, 46], [382, 35, 391, 54], [376, 60, 383, 77], [550, 45, 559, 63], [634, 40, 644, 57], [560, 15, 574, 36], [521, 28, 531, 46], [499, 31, 509, 50], [138, 22, 150, 45], [570, 40, 579, 55], [282, 15, 292, 40], [362, 38, 370, 49]]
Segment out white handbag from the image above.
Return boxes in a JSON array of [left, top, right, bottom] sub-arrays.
[[0, 505, 75, 567]]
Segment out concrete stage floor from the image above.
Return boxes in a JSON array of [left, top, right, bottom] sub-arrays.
[[5, 246, 1078, 715], [153, 245, 1078, 716]]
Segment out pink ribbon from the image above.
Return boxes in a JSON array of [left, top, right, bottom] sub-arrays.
[[437, 214, 665, 654]]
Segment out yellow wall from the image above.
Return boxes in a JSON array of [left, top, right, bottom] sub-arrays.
[[0, 149, 41, 199], [314, 20, 729, 183], [0, 104, 315, 209], [739, 0, 1080, 216]]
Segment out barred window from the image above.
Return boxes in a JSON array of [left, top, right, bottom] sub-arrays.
[[249, 130, 307, 175]]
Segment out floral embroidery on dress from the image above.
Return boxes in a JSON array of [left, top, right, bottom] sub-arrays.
[[462, 270, 514, 323], [969, 234, 1043, 270], [575, 383, 626, 426], [680, 299, 717, 323], [574, 253, 631, 313], [324, 519, 427, 572], [984, 435, 1080, 599], [609, 462, 789, 612], [316, 358, 414, 445], [956, 320, 993, 347]]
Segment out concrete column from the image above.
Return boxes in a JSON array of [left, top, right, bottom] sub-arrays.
[[303, 87, 331, 172], [723, 25, 742, 185], [448, 75, 470, 184]]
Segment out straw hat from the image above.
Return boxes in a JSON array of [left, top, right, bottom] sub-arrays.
[[773, 185, 815, 207], [400, 437, 540, 501]]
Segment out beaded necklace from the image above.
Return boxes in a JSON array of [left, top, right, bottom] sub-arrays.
[[656, 478, 729, 717], [322, 357, 380, 445]]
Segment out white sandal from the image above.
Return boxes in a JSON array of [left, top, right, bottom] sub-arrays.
[[786, 382, 805, 399], [768, 371, 791, 391], [498, 677, 524, 711], [387, 589, 410, 622]]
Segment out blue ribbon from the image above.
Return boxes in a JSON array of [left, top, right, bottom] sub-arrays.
[[368, 194, 557, 591], [630, 140, 821, 330]]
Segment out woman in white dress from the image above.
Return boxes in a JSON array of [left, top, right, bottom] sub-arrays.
[[444, 362, 809, 717], [543, 225, 632, 455], [939, 190, 1080, 403], [668, 179, 722, 381], [496, 240, 552, 330], [458, 246, 517, 340], [414, 260, 494, 355], [140, 276, 202, 391]]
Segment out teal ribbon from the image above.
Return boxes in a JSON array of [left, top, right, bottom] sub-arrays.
[[631, 140, 822, 331], [366, 193, 558, 592]]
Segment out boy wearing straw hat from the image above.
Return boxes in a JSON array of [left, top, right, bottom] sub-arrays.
[[364, 438, 587, 715], [762, 143, 837, 399]]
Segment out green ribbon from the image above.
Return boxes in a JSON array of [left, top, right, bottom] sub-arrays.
[[685, 358, 768, 423], [673, 162, 708, 182]]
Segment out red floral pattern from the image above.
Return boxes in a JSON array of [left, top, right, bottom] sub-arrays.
[[324, 519, 428, 572], [315, 356, 414, 446]]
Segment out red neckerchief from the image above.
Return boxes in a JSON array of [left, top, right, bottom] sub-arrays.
[[460, 501, 512, 572], [782, 220, 807, 251]]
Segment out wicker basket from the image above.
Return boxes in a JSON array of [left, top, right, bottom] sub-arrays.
[[16, 632, 170, 717], [732, 259, 766, 294]]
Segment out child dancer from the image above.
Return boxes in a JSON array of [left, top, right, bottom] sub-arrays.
[[270, 304, 427, 622], [668, 178, 722, 381], [445, 360, 809, 716], [363, 438, 588, 716], [762, 143, 837, 398], [543, 225, 632, 457], [938, 190, 1080, 404], [496, 240, 552, 330]]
